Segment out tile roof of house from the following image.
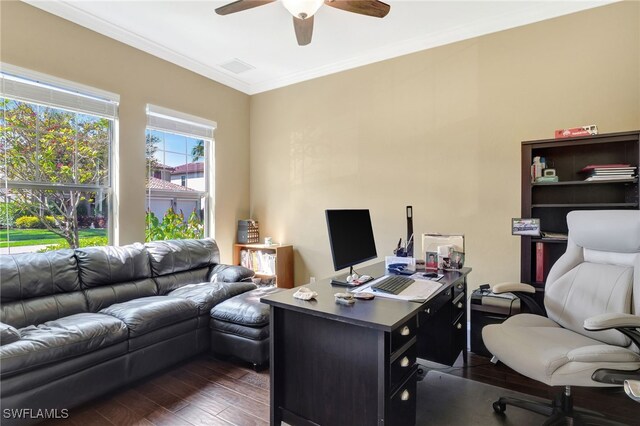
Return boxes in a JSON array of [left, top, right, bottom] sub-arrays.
[[171, 162, 204, 175], [151, 162, 175, 171], [147, 177, 195, 192]]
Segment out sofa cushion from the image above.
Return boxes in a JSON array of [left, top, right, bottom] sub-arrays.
[[210, 287, 283, 326], [1, 293, 88, 330], [168, 282, 256, 315], [0, 322, 21, 346], [0, 313, 127, 377], [75, 243, 151, 288], [145, 239, 219, 276], [154, 267, 210, 295], [84, 278, 158, 312], [0, 250, 80, 302], [208, 265, 255, 283], [99, 296, 197, 337]]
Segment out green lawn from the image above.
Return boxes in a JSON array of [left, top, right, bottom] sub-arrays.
[[0, 228, 107, 248]]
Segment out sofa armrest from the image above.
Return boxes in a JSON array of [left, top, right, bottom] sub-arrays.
[[0, 322, 21, 346], [491, 282, 536, 294], [209, 264, 255, 283], [584, 313, 640, 331]]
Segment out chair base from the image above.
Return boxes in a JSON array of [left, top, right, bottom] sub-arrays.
[[493, 387, 627, 426]]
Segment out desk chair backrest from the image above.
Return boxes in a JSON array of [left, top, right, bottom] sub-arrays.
[[544, 210, 640, 348]]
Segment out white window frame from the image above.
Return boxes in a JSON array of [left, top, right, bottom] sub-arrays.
[[1, 63, 119, 246], [145, 104, 216, 238]]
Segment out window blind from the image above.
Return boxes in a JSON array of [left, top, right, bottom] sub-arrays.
[[0, 71, 118, 119], [147, 104, 216, 140]]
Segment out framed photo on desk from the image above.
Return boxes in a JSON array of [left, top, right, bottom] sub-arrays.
[[512, 218, 541, 236]]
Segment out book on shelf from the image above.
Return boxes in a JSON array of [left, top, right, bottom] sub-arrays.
[[239, 249, 276, 275], [535, 242, 548, 283], [579, 164, 637, 182], [585, 175, 635, 182], [579, 164, 632, 172]]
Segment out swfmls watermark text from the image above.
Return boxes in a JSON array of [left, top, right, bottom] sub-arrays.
[[3, 408, 69, 420]]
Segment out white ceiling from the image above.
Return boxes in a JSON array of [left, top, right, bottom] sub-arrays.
[[25, 0, 615, 95]]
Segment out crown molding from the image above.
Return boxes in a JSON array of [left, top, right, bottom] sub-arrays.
[[24, 0, 616, 96], [23, 0, 254, 94]]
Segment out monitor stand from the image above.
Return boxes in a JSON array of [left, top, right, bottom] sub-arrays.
[[330, 266, 355, 286]]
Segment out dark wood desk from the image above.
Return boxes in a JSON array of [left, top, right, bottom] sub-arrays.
[[262, 263, 471, 426]]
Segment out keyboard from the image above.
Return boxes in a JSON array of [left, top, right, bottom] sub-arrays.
[[371, 275, 415, 295]]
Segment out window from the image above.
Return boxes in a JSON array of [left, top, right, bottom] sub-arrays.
[[1, 66, 118, 253], [145, 105, 215, 242]]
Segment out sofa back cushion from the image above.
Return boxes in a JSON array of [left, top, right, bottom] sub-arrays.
[[75, 243, 151, 287], [153, 268, 211, 295], [0, 250, 87, 328], [145, 239, 220, 276], [145, 239, 220, 294], [75, 243, 157, 312]]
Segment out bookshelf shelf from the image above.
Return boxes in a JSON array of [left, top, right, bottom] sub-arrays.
[[232, 243, 294, 289], [532, 202, 638, 208], [532, 178, 637, 186], [521, 130, 639, 300]]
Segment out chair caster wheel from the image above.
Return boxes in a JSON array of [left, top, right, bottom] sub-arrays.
[[493, 401, 506, 414]]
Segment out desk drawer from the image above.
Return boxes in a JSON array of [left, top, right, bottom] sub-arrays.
[[422, 288, 451, 318], [392, 316, 417, 353], [390, 343, 416, 392], [388, 367, 418, 426], [452, 292, 465, 317]]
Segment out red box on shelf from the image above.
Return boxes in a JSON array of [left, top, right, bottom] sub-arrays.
[[554, 125, 598, 139]]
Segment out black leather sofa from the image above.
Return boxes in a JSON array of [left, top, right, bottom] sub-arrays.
[[0, 239, 255, 424]]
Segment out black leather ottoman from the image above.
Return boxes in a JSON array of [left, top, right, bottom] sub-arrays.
[[209, 286, 282, 369]]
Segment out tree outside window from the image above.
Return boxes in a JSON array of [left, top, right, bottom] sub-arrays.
[[1, 98, 112, 252]]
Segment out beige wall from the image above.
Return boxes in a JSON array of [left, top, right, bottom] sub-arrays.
[[250, 2, 640, 288], [0, 0, 250, 263]]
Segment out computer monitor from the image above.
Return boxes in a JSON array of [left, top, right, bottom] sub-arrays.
[[325, 209, 378, 274]]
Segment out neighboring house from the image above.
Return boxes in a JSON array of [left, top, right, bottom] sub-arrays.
[[170, 162, 205, 192], [151, 162, 174, 182], [146, 176, 201, 221]]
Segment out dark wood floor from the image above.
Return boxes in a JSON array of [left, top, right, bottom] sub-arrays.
[[43, 353, 638, 426], [441, 352, 639, 425]]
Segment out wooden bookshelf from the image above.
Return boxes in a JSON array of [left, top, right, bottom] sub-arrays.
[[232, 243, 294, 289], [520, 130, 639, 300]]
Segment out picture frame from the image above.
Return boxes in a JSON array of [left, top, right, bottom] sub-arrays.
[[512, 218, 541, 236]]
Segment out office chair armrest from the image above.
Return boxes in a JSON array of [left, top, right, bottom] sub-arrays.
[[567, 345, 640, 363], [584, 313, 640, 331], [491, 282, 536, 294], [585, 313, 640, 350]]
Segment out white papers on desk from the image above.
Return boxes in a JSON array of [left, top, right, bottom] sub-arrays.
[[351, 275, 443, 303]]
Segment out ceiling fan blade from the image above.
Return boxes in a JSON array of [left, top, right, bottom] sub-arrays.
[[215, 0, 275, 16], [293, 16, 314, 46], [324, 0, 390, 18]]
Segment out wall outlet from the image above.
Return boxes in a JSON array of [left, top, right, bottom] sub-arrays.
[[310, 276, 316, 283]]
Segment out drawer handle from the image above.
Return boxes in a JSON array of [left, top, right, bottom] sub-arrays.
[[424, 307, 431, 314], [401, 390, 411, 401], [400, 356, 410, 367], [457, 302, 463, 309], [457, 283, 463, 289], [400, 326, 411, 336], [456, 323, 462, 330]]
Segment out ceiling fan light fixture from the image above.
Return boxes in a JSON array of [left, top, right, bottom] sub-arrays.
[[282, 0, 324, 19]]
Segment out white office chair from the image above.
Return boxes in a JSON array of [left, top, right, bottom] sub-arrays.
[[483, 210, 640, 425]]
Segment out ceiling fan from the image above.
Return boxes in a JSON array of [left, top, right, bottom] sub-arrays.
[[215, 0, 391, 46]]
